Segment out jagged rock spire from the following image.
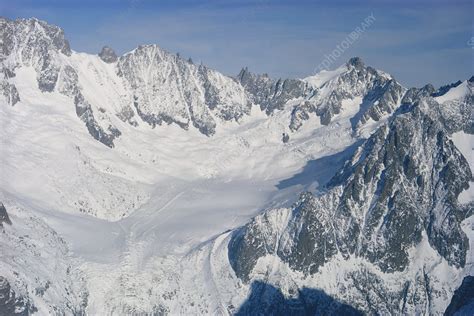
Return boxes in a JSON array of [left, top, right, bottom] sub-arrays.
[[0, 203, 12, 226], [99, 46, 118, 63], [347, 56, 365, 69]]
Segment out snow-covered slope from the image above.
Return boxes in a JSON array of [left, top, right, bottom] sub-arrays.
[[1, 17, 405, 221], [0, 199, 86, 315], [0, 17, 473, 315]]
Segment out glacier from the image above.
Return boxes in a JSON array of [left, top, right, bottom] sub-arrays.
[[0, 17, 473, 315]]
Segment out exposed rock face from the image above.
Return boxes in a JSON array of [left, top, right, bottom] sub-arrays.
[[228, 101, 472, 313], [433, 81, 474, 134], [0, 17, 71, 92], [401, 84, 436, 104], [305, 58, 405, 129], [238, 57, 406, 132], [117, 45, 250, 136], [399, 80, 473, 134], [74, 91, 121, 148], [0, 80, 19, 106], [0, 44, 20, 106], [0, 17, 121, 147], [0, 202, 87, 315], [237, 67, 308, 114], [445, 276, 474, 315], [58, 64, 121, 148], [0, 203, 12, 226], [433, 80, 462, 97], [0, 276, 33, 315], [98, 46, 118, 63], [329, 105, 470, 271], [356, 78, 405, 126]]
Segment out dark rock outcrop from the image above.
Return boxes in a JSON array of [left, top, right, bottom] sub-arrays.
[[0, 80, 19, 106], [237, 67, 308, 114], [0, 17, 71, 93], [0, 277, 34, 315], [283, 57, 405, 131], [98, 46, 118, 63], [0, 203, 12, 226], [401, 84, 436, 105], [433, 80, 462, 97]]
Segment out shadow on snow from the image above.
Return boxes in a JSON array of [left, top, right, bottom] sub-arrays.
[[235, 280, 363, 316], [277, 140, 364, 191]]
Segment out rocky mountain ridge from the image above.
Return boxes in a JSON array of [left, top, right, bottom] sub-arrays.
[[0, 17, 420, 148], [228, 87, 473, 313]]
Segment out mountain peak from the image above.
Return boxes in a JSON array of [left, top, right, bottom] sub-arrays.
[[0, 202, 12, 226], [347, 57, 365, 69], [98, 46, 118, 63], [1, 16, 72, 57]]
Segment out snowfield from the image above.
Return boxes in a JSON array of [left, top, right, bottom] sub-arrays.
[[0, 17, 473, 315], [1, 56, 369, 314]]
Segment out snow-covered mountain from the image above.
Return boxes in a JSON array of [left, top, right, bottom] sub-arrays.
[[0, 17, 473, 315], [228, 101, 473, 314], [1, 17, 406, 148]]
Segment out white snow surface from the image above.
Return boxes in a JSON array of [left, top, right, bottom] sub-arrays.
[[0, 52, 372, 314], [452, 132, 474, 203], [303, 65, 348, 88], [435, 81, 470, 103], [0, 31, 471, 313]]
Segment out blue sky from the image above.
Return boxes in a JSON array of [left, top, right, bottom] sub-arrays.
[[1, 0, 473, 87]]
